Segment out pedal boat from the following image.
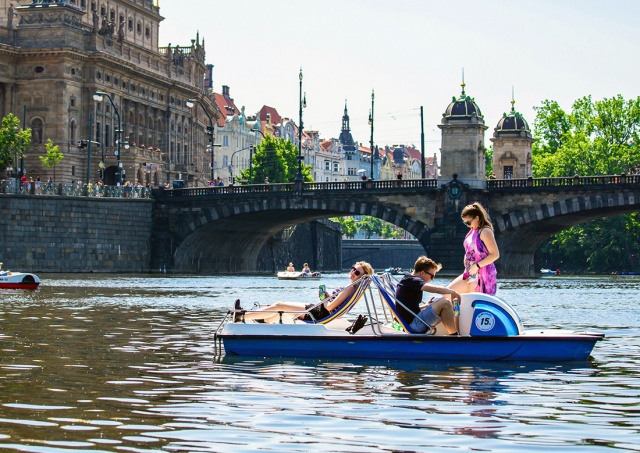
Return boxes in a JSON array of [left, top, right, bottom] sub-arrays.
[[0, 269, 41, 290], [215, 275, 603, 362], [277, 271, 322, 280]]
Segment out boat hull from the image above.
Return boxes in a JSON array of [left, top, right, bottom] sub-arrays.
[[219, 325, 603, 362], [0, 272, 40, 290]]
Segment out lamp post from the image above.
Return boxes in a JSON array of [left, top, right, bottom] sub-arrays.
[[368, 89, 374, 180], [296, 68, 306, 182], [186, 98, 215, 182], [93, 91, 123, 186]]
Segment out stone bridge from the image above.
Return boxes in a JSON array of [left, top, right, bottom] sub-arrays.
[[151, 175, 640, 276]]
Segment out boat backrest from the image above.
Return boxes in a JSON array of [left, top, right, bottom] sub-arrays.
[[302, 276, 370, 324], [371, 275, 421, 333]]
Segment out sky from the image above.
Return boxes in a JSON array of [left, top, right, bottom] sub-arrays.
[[159, 0, 639, 159]]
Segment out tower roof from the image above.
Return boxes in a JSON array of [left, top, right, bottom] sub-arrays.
[[443, 82, 483, 120], [494, 98, 532, 138]]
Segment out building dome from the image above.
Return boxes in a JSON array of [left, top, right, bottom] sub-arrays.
[[443, 83, 483, 120], [493, 100, 532, 138]]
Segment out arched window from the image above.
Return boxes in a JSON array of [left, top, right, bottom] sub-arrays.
[[69, 119, 77, 143], [31, 118, 43, 144]]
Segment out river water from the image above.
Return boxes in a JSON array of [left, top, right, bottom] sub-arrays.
[[0, 273, 639, 452]]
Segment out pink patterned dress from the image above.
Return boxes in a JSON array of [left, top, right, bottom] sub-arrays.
[[463, 227, 497, 295]]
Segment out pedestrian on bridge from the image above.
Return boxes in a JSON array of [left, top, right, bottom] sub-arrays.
[[448, 202, 500, 296]]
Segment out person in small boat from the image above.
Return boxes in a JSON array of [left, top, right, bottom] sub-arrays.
[[236, 261, 374, 323], [394, 256, 461, 335], [447, 202, 500, 296], [302, 263, 311, 275], [286, 262, 295, 272]]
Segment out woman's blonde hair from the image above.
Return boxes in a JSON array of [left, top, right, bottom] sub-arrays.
[[461, 202, 493, 229], [355, 261, 374, 276]]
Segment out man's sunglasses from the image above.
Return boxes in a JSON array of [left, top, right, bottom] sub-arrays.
[[350, 266, 362, 276]]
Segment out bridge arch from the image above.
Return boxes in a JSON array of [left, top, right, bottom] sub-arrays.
[[492, 188, 640, 275], [167, 196, 432, 273]]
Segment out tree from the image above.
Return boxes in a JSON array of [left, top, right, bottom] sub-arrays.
[[0, 113, 31, 177], [533, 95, 640, 177], [332, 217, 358, 238], [359, 216, 384, 239], [533, 95, 640, 273], [39, 139, 64, 182], [238, 135, 312, 184]]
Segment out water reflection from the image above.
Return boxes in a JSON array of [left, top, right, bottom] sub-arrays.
[[0, 275, 638, 451]]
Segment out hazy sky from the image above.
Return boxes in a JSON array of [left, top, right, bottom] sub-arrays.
[[159, 0, 638, 158]]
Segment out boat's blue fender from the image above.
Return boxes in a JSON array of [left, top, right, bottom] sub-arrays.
[[469, 300, 520, 336]]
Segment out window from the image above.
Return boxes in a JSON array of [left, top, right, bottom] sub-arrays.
[[223, 136, 229, 147], [504, 166, 513, 179], [69, 119, 76, 142], [105, 124, 110, 147], [333, 162, 339, 173], [72, 166, 76, 176], [325, 160, 330, 170], [31, 118, 43, 144], [128, 18, 133, 31], [137, 22, 142, 34], [145, 27, 150, 39], [70, 97, 76, 107]]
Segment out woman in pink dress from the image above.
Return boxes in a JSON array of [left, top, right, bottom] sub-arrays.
[[448, 202, 500, 295]]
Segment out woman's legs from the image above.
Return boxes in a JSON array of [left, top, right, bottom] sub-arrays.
[[239, 301, 306, 323]]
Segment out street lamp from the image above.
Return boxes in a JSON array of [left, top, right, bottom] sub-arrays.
[[296, 68, 306, 182], [186, 98, 215, 182], [93, 91, 123, 186], [368, 89, 374, 180]]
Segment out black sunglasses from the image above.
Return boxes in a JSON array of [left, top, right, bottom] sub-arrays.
[[424, 270, 435, 279], [350, 266, 362, 276], [463, 219, 472, 226]]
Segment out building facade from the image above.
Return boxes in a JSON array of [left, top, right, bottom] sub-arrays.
[[0, 0, 217, 187]]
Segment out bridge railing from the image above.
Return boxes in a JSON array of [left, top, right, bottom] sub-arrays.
[[159, 178, 441, 198], [487, 174, 640, 190]]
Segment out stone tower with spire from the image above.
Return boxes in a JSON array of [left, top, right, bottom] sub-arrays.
[[438, 79, 488, 188], [338, 101, 356, 153], [490, 95, 534, 179]]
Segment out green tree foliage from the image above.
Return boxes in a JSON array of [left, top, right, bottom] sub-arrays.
[[238, 135, 312, 184], [484, 145, 493, 176], [332, 217, 358, 238], [0, 113, 31, 175], [533, 95, 640, 176], [533, 95, 640, 273], [359, 216, 384, 239], [39, 139, 64, 181]]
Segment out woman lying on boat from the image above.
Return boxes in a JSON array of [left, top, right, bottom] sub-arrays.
[[236, 261, 374, 323]]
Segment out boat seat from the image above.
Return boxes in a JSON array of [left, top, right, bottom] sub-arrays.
[[301, 277, 370, 324], [371, 275, 427, 334]]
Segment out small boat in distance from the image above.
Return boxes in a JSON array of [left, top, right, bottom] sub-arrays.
[[384, 267, 405, 275], [277, 271, 322, 280], [540, 268, 561, 275], [0, 263, 41, 290]]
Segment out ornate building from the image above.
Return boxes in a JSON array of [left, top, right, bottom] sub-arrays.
[[438, 81, 488, 188], [0, 0, 218, 187], [490, 98, 533, 179]]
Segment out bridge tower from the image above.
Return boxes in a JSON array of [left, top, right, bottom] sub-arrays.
[[438, 81, 488, 189], [490, 97, 534, 179]]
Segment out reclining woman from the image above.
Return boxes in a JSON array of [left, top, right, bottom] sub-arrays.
[[235, 261, 374, 323]]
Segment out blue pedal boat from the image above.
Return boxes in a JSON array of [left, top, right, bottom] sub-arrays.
[[215, 275, 603, 362]]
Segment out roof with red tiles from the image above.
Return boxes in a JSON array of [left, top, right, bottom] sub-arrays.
[[213, 92, 240, 128]]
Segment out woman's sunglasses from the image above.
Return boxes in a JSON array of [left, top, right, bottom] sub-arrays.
[[463, 219, 472, 226], [350, 266, 362, 276]]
